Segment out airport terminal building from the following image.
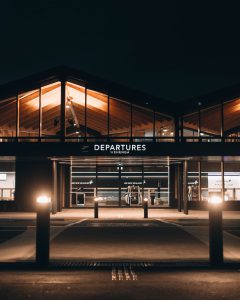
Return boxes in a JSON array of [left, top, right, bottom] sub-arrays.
[[0, 66, 240, 212]]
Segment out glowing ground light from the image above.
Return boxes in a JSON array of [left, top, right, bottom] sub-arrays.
[[36, 195, 51, 204], [209, 195, 222, 204]]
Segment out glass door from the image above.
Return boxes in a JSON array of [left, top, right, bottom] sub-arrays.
[[121, 166, 143, 206], [97, 166, 119, 206]]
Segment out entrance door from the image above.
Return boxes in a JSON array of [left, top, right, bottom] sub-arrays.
[[121, 166, 143, 206], [97, 166, 119, 206]]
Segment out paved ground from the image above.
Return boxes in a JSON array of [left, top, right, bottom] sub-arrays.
[[1, 209, 240, 263], [50, 219, 209, 261], [0, 269, 240, 300], [1, 209, 240, 299], [2, 208, 240, 220]]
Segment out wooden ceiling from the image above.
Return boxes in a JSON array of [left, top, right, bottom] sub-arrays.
[[0, 81, 172, 137], [183, 100, 240, 135]]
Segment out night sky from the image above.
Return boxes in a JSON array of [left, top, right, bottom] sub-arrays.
[[1, 1, 240, 101]]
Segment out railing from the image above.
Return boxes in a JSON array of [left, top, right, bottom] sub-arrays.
[[0, 136, 239, 143]]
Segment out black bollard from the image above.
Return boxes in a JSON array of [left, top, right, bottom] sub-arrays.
[[209, 194, 223, 266], [36, 196, 51, 267], [144, 198, 148, 218], [94, 198, 99, 218]]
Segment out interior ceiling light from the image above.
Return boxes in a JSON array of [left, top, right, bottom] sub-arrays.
[[26, 84, 61, 109], [66, 85, 107, 110]]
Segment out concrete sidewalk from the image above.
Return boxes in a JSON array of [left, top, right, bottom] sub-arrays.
[[1, 208, 240, 220]]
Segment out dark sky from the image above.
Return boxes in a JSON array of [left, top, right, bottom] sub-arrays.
[[1, 0, 240, 101]]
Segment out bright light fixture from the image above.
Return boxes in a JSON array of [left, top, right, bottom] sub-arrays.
[[36, 195, 51, 204], [144, 198, 148, 202], [209, 195, 222, 204]]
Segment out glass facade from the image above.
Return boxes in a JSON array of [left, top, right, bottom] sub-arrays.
[[0, 81, 175, 142], [0, 74, 240, 142], [109, 97, 131, 141], [0, 161, 15, 202], [0, 97, 17, 141], [183, 100, 240, 142], [70, 164, 169, 207], [41, 82, 61, 140], [187, 161, 240, 202]]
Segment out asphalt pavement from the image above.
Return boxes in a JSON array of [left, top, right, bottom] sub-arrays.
[[0, 268, 240, 300]]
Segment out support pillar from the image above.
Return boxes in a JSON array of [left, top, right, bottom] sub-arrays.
[[118, 166, 122, 207], [60, 80, 66, 142], [64, 165, 71, 208], [57, 164, 65, 212], [177, 163, 183, 212], [198, 161, 202, 201], [52, 160, 58, 214], [183, 160, 188, 214], [174, 116, 179, 142], [15, 157, 52, 212], [169, 164, 176, 207], [61, 164, 66, 209], [221, 158, 225, 203]]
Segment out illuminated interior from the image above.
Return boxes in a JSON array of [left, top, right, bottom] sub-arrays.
[[183, 99, 240, 140], [0, 80, 175, 141], [0, 77, 240, 142]]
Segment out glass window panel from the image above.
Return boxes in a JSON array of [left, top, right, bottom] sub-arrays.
[[0, 161, 15, 201], [65, 82, 85, 139], [41, 82, 61, 138], [71, 166, 96, 207], [109, 97, 131, 141], [143, 165, 169, 207], [121, 166, 143, 206], [86, 89, 108, 140], [0, 97, 16, 140], [201, 105, 221, 137], [132, 105, 153, 141], [19, 89, 39, 138], [155, 112, 174, 141], [224, 98, 240, 139], [183, 112, 199, 139], [224, 163, 240, 201], [201, 161, 221, 201], [97, 166, 119, 206], [187, 161, 199, 201]]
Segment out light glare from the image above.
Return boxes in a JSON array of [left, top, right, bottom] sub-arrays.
[[36, 195, 51, 204], [209, 195, 222, 204]]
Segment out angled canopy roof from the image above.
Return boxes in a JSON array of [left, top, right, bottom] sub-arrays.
[[0, 66, 175, 116], [1, 66, 240, 118]]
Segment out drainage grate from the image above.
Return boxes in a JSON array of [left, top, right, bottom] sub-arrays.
[[48, 260, 209, 270]]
